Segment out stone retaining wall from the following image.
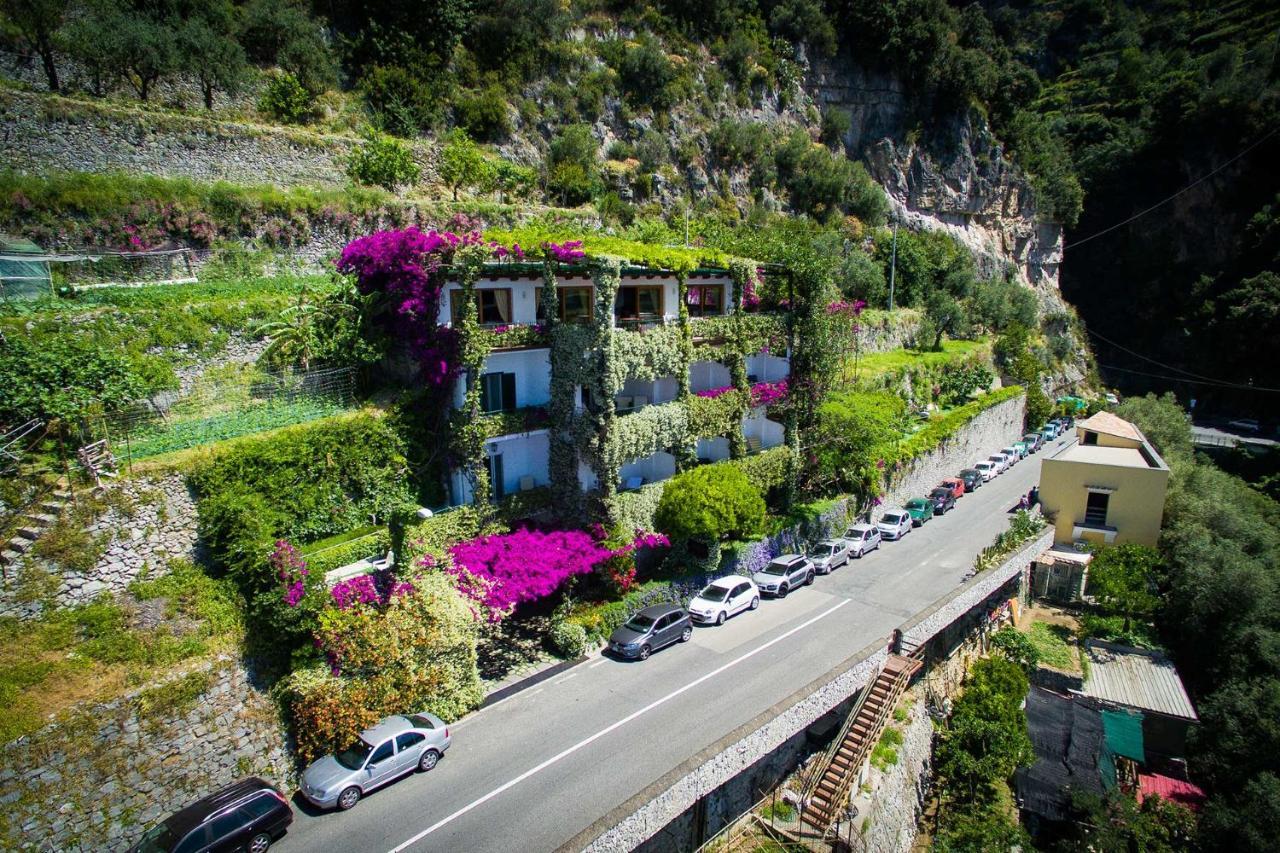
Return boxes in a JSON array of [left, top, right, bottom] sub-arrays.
[[884, 392, 1026, 509], [858, 699, 934, 853], [0, 474, 199, 618], [0, 657, 293, 852]]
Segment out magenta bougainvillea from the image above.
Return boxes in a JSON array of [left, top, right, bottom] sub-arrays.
[[695, 380, 789, 407], [447, 527, 670, 615], [543, 240, 585, 262], [335, 227, 519, 387], [270, 539, 308, 608], [330, 570, 415, 611], [826, 299, 868, 316]]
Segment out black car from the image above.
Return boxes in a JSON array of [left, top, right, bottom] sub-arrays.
[[607, 603, 693, 660], [959, 468, 983, 491], [129, 777, 293, 853], [928, 487, 956, 515]]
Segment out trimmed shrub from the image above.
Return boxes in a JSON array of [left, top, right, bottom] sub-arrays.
[[549, 621, 588, 658], [655, 464, 765, 545], [258, 72, 315, 124], [347, 132, 421, 191]]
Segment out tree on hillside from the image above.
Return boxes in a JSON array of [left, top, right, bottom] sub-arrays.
[[6, 0, 68, 92], [922, 288, 969, 350], [179, 2, 248, 109], [437, 129, 491, 201], [239, 0, 338, 94], [1114, 393, 1194, 460], [1087, 543, 1162, 632]]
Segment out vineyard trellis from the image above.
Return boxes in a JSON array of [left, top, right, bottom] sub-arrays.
[[81, 363, 358, 463]]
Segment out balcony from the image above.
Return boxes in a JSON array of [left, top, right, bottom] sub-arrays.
[[1071, 519, 1118, 544]]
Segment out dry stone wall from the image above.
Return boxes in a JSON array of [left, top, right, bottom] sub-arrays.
[[0, 474, 199, 618], [857, 699, 934, 853], [0, 657, 293, 852], [883, 392, 1026, 509]]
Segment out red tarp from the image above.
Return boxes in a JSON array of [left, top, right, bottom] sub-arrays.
[[1137, 773, 1206, 812]]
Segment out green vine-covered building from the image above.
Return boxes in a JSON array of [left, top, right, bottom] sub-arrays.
[[437, 256, 795, 524]]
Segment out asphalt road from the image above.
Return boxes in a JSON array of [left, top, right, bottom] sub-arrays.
[[276, 434, 1067, 853]]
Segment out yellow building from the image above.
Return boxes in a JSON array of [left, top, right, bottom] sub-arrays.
[[1039, 412, 1170, 548]]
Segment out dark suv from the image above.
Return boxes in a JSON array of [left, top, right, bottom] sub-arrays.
[[129, 777, 293, 853]]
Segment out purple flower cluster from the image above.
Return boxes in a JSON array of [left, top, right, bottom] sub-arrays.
[[270, 540, 308, 609], [330, 570, 414, 611], [449, 527, 614, 614], [695, 385, 735, 399], [742, 269, 763, 310], [543, 240, 586, 262], [826, 299, 868, 315], [750, 379, 789, 408]]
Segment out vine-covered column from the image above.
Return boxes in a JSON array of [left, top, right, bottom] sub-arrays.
[[674, 268, 698, 471], [451, 245, 494, 509], [589, 256, 623, 507], [545, 258, 581, 516], [727, 260, 754, 459]]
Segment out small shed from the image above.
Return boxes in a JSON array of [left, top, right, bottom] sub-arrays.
[[1077, 640, 1198, 770], [1031, 543, 1093, 602], [0, 235, 52, 300]]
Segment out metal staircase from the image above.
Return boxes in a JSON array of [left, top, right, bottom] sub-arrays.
[[799, 654, 922, 836]]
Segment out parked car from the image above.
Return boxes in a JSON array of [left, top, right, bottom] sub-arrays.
[[1022, 433, 1043, 452], [808, 539, 850, 574], [130, 777, 292, 853], [973, 460, 997, 482], [301, 713, 452, 811], [877, 509, 914, 541], [1000, 446, 1021, 465], [987, 453, 1010, 474], [959, 469, 984, 491], [842, 523, 882, 557], [608, 604, 692, 659], [1104, 392, 1119, 405], [688, 577, 760, 625], [904, 498, 934, 526], [928, 487, 957, 515], [1012, 441, 1030, 459], [1041, 423, 1059, 443], [940, 477, 966, 499], [752, 554, 815, 597]]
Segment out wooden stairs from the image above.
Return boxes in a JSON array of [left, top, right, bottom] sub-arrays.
[[799, 654, 922, 835]]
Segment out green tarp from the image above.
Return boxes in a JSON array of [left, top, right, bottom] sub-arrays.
[[1098, 708, 1145, 789]]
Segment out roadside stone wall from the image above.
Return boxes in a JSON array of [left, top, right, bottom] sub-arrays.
[[883, 392, 1026, 509], [0, 474, 198, 618], [0, 657, 293, 852], [857, 699, 934, 853]]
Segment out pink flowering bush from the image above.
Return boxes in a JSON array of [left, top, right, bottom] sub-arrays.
[[750, 379, 789, 408], [542, 240, 585, 262], [696, 384, 735, 399], [330, 570, 415, 611], [271, 539, 309, 608], [335, 227, 520, 386]]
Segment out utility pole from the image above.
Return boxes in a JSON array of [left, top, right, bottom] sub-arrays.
[[887, 220, 898, 312], [684, 205, 690, 247]]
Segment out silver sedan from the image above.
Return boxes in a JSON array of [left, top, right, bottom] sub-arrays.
[[300, 712, 451, 811]]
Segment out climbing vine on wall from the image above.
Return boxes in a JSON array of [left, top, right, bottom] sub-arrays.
[[450, 244, 496, 507]]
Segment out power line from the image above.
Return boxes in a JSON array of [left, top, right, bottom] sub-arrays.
[[1063, 126, 1280, 251], [1098, 364, 1280, 393], [1083, 326, 1277, 389]]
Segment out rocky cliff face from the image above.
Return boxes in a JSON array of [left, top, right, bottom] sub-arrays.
[[810, 58, 1064, 299]]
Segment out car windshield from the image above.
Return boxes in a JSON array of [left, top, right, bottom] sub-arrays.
[[931, 490, 948, 498], [335, 738, 374, 770], [883, 513, 905, 524], [131, 823, 177, 853], [961, 470, 978, 477], [811, 545, 835, 557], [624, 615, 656, 631], [762, 562, 792, 575], [698, 585, 731, 602]]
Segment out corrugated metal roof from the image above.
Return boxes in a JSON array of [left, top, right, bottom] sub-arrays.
[[1138, 773, 1206, 811], [1081, 641, 1198, 720]]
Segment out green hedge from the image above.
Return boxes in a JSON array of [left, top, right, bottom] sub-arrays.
[[608, 481, 666, 533], [566, 580, 682, 644], [299, 528, 393, 578], [729, 445, 795, 493], [893, 387, 1024, 466]]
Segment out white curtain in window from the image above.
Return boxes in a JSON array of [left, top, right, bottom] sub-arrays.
[[492, 289, 511, 323]]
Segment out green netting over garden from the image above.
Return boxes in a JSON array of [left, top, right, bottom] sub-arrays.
[[87, 364, 357, 461]]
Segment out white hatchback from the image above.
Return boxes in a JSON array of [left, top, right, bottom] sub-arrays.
[[688, 576, 760, 625], [877, 509, 913, 541], [974, 460, 997, 481]]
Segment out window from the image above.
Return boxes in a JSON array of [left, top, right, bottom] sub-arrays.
[[535, 286, 593, 323], [1085, 491, 1110, 526], [450, 288, 513, 326], [685, 284, 724, 317], [174, 827, 209, 853], [733, 583, 750, 598], [238, 793, 279, 821], [489, 453, 505, 501], [479, 372, 516, 413], [615, 285, 663, 320], [653, 614, 671, 630], [1083, 430, 1098, 445], [209, 810, 245, 842], [370, 740, 395, 765], [396, 732, 426, 751]]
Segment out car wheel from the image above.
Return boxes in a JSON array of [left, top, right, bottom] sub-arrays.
[[778, 584, 789, 598], [248, 832, 272, 853], [715, 610, 726, 626], [418, 748, 441, 772], [337, 786, 361, 811], [639, 644, 651, 660], [749, 596, 760, 610], [680, 626, 692, 643], [806, 571, 815, 586]]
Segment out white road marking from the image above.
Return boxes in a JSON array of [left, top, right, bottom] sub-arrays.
[[588, 659, 607, 669], [551, 672, 578, 685], [386, 598, 852, 852]]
